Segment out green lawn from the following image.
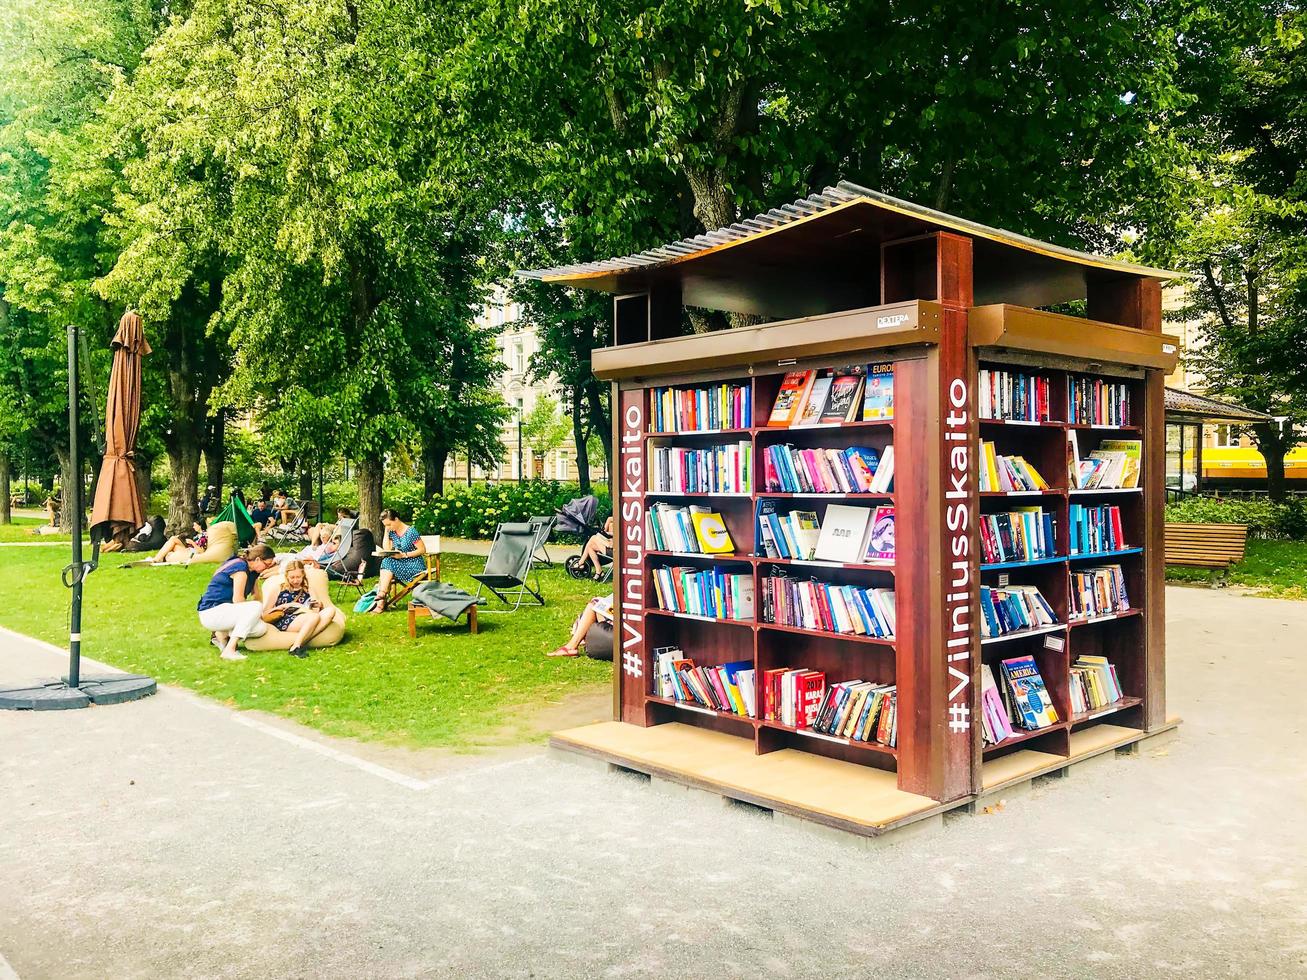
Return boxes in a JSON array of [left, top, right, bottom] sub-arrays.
[[0, 516, 74, 543], [1167, 538, 1307, 599], [0, 547, 612, 748]]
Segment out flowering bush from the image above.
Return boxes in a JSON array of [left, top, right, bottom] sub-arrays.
[[414, 481, 611, 540]]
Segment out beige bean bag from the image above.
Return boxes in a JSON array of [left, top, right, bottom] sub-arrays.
[[188, 521, 237, 564], [244, 565, 346, 651]]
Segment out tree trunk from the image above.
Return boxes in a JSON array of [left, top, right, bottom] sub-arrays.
[[583, 378, 612, 486], [206, 409, 226, 502], [571, 384, 591, 493], [421, 435, 446, 499], [356, 455, 383, 532], [56, 445, 77, 533], [1252, 422, 1288, 502], [298, 461, 313, 502], [135, 454, 152, 510], [0, 451, 10, 524], [166, 434, 202, 531]]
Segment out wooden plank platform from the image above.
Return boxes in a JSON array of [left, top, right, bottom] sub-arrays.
[[981, 723, 1161, 792], [551, 722, 948, 836]]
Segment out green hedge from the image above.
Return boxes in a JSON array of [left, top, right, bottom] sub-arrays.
[[413, 481, 611, 540], [1165, 496, 1307, 541]]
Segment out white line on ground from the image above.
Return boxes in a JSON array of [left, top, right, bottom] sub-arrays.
[[0, 949, 19, 980], [0, 624, 545, 793]]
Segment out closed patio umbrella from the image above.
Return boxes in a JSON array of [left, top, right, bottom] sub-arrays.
[[90, 310, 151, 546]]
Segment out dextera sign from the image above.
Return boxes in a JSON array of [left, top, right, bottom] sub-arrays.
[[943, 377, 972, 735], [619, 398, 645, 681]]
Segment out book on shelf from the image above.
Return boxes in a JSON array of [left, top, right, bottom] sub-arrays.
[[760, 573, 895, 638], [980, 664, 1016, 745], [978, 441, 1051, 492], [1068, 564, 1131, 619], [812, 503, 872, 563], [1000, 655, 1060, 730], [820, 370, 867, 424], [762, 444, 893, 494], [1068, 375, 1131, 426], [768, 371, 817, 426], [649, 442, 752, 494], [651, 565, 754, 620], [794, 373, 834, 427], [646, 503, 736, 554], [1066, 433, 1141, 490], [1068, 503, 1126, 555], [810, 681, 897, 746], [977, 368, 1051, 422], [653, 648, 757, 717], [979, 507, 1057, 564], [649, 382, 752, 433], [762, 667, 827, 728], [863, 363, 894, 421], [1071, 655, 1124, 714], [864, 505, 895, 561], [756, 501, 821, 560], [979, 584, 1058, 638]]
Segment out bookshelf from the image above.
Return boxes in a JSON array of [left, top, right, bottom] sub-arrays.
[[526, 183, 1178, 817]]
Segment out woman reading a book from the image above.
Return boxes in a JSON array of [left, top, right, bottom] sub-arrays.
[[147, 517, 209, 564], [261, 559, 334, 658], [548, 594, 614, 658], [579, 515, 614, 580], [370, 509, 427, 613]]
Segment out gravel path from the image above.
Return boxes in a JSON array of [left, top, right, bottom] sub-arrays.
[[1, 586, 1304, 978]]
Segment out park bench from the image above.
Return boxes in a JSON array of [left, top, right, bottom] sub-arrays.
[[1164, 522, 1248, 586]]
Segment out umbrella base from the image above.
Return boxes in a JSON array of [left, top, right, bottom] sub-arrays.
[[0, 674, 157, 711]]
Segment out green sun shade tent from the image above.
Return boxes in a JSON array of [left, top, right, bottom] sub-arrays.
[[213, 494, 258, 546]]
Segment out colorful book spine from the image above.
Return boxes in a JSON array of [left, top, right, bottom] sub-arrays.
[[809, 681, 897, 746], [649, 442, 752, 493], [1068, 504, 1126, 555], [1068, 564, 1131, 619], [1067, 375, 1131, 426], [650, 566, 754, 620], [977, 368, 1051, 422], [649, 383, 752, 433], [978, 508, 1057, 564], [762, 445, 892, 494], [759, 574, 895, 639]]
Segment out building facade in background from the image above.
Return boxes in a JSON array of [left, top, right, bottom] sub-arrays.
[[443, 286, 581, 483]]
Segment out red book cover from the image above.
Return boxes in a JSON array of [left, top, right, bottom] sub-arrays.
[[1110, 507, 1125, 550], [812, 583, 835, 632], [796, 671, 827, 728], [769, 371, 815, 426]]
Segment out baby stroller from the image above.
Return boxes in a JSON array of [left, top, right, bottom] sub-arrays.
[[556, 495, 613, 582]]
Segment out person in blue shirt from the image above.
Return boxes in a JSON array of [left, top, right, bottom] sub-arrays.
[[371, 509, 427, 613], [196, 543, 277, 661]]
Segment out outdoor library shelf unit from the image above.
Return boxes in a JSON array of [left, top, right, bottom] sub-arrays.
[[523, 183, 1181, 836]]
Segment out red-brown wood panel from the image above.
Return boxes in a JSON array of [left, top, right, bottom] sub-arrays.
[[616, 385, 652, 725]]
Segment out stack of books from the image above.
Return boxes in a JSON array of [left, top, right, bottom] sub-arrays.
[[649, 383, 751, 432], [1070, 655, 1124, 714], [646, 504, 735, 554], [653, 649, 757, 717], [1068, 376, 1131, 426], [762, 444, 894, 494], [1068, 564, 1131, 619], [978, 442, 1051, 492], [809, 681, 897, 746], [1000, 655, 1060, 731], [761, 667, 826, 728], [1069, 504, 1126, 555], [649, 442, 752, 493], [979, 507, 1057, 564], [756, 502, 895, 563], [980, 664, 1017, 745], [651, 566, 754, 620], [977, 368, 1051, 422], [979, 585, 1059, 639], [1068, 434, 1142, 489], [766, 364, 894, 427], [760, 574, 895, 638]]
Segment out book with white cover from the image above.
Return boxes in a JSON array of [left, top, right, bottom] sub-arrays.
[[814, 504, 873, 563]]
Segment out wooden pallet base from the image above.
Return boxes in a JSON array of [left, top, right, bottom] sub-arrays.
[[550, 717, 1183, 844]]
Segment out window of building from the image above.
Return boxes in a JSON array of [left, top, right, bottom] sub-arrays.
[[513, 342, 525, 375], [555, 449, 569, 481], [1214, 424, 1242, 448]]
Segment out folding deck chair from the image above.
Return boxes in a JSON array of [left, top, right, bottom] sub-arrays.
[[471, 522, 544, 610], [387, 535, 442, 606], [267, 501, 315, 545], [528, 515, 556, 567]]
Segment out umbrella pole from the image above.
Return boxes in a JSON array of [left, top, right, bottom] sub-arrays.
[[67, 324, 83, 689]]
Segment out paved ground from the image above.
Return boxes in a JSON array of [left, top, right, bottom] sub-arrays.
[[1, 586, 1305, 979]]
